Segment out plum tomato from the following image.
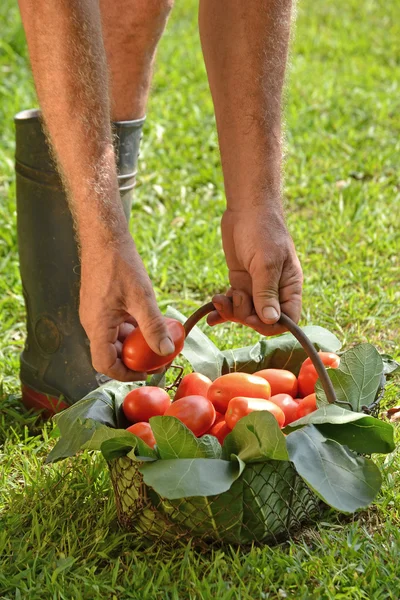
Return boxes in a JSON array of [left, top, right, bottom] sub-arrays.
[[164, 395, 216, 437], [255, 368, 298, 398], [174, 372, 212, 401], [207, 420, 231, 444], [126, 422, 156, 448], [122, 318, 185, 372], [269, 393, 299, 426], [208, 373, 271, 414], [296, 393, 317, 419], [122, 386, 171, 423], [297, 352, 340, 397], [225, 397, 285, 429]]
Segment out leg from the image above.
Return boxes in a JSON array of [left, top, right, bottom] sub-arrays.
[[99, 0, 174, 121]]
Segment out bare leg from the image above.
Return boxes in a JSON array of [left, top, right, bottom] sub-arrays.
[[99, 0, 174, 121]]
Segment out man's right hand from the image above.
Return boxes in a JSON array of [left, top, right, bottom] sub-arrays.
[[79, 232, 174, 381]]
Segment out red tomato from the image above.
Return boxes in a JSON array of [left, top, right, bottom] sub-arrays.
[[207, 420, 231, 444], [297, 352, 340, 397], [208, 373, 271, 414], [225, 397, 285, 430], [174, 372, 212, 401], [122, 386, 171, 423], [165, 395, 216, 437], [126, 422, 156, 448], [296, 393, 317, 419], [255, 369, 298, 398], [269, 394, 299, 426], [122, 318, 185, 372]]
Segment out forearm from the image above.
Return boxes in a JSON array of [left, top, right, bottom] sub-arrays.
[[18, 0, 125, 250], [199, 0, 292, 211]]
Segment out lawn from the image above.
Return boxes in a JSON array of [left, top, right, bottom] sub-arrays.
[[1, 0, 400, 598]]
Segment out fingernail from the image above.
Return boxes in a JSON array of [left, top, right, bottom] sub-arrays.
[[262, 307, 279, 322], [159, 337, 175, 355], [214, 303, 223, 311], [233, 293, 242, 308]]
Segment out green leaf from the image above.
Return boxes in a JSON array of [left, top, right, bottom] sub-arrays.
[[287, 426, 382, 513], [166, 306, 225, 381], [381, 354, 400, 376], [198, 434, 222, 459], [222, 412, 289, 463], [316, 344, 383, 412], [316, 420, 395, 455], [221, 326, 341, 376], [100, 433, 157, 461], [286, 404, 376, 428], [150, 416, 221, 459], [140, 456, 246, 499]]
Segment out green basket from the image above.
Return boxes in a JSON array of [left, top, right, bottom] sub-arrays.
[[108, 455, 321, 546]]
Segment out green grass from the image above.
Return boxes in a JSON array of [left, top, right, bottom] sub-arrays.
[[1, 0, 400, 598]]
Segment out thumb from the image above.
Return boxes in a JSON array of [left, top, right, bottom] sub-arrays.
[[130, 296, 175, 357], [252, 266, 282, 325]]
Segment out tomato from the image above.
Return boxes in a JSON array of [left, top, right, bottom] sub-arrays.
[[208, 373, 271, 414], [225, 397, 285, 429], [174, 372, 212, 401], [122, 386, 171, 423], [126, 422, 156, 448], [207, 420, 231, 444], [122, 318, 185, 372], [297, 352, 340, 397], [269, 394, 299, 426], [255, 369, 298, 398], [296, 393, 317, 419], [165, 395, 216, 437]]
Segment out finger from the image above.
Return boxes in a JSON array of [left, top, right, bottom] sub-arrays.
[[207, 311, 226, 327], [129, 288, 175, 357], [231, 290, 254, 324], [118, 322, 135, 342], [251, 262, 282, 325], [211, 294, 234, 321], [245, 313, 288, 336]]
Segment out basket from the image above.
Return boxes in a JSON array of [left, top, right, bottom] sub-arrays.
[[108, 304, 358, 547]]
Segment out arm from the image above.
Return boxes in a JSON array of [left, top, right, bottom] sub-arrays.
[[199, 0, 303, 334], [18, 0, 174, 380]]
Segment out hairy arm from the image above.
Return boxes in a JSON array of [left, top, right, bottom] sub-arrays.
[[199, 0, 303, 334], [18, 0, 174, 379]]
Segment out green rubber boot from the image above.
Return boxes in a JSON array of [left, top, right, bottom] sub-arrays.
[[15, 109, 144, 414]]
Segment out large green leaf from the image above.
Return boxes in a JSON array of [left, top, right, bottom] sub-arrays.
[[100, 433, 157, 461], [315, 344, 383, 411], [140, 456, 245, 499], [286, 404, 373, 427], [150, 416, 221, 459], [166, 306, 225, 381], [221, 326, 341, 376], [286, 426, 382, 513], [222, 412, 289, 463], [45, 381, 141, 463]]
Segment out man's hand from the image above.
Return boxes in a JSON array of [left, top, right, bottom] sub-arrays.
[[79, 232, 174, 381], [207, 207, 303, 335]]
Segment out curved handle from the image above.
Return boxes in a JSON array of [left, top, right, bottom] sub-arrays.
[[182, 301, 337, 405]]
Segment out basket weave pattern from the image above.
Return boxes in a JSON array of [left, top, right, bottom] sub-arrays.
[[109, 456, 321, 546]]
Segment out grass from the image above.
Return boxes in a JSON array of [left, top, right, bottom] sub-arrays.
[[0, 0, 399, 598]]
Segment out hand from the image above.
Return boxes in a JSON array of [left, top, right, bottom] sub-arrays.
[[79, 232, 175, 381], [208, 207, 303, 335]]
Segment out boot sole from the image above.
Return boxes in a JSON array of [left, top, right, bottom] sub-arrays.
[[21, 383, 70, 417]]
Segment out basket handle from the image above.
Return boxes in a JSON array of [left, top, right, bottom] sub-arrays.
[[182, 301, 337, 405]]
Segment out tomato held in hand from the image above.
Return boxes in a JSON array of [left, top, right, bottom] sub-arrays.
[[255, 369, 298, 398], [123, 386, 171, 423], [269, 394, 299, 426], [225, 397, 285, 430], [174, 372, 212, 401], [208, 373, 271, 414], [297, 352, 340, 397], [296, 393, 317, 419], [126, 422, 156, 448], [206, 419, 231, 444], [165, 395, 216, 437], [122, 318, 185, 372]]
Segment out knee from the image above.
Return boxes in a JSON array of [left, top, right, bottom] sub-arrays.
[[139, 0, 174, 24]]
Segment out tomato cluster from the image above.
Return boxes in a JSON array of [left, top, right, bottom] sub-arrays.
[[122, 351, 340, 448]]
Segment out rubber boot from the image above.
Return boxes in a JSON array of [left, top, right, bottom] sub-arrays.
[[15, 109, 145, 414]]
